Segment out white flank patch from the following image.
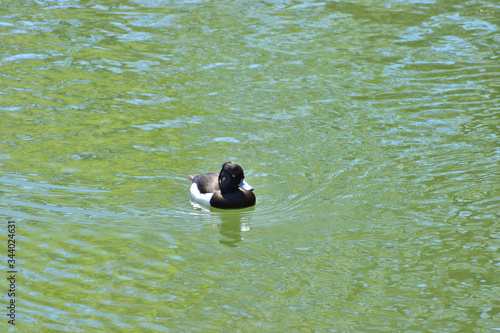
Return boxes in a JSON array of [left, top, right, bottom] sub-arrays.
[[190, 183, 213, 206]]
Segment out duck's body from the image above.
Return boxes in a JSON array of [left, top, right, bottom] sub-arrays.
[[189, 162, 256, 209]]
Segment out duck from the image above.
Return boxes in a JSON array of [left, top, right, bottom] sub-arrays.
[[189, 162, 256, 209]]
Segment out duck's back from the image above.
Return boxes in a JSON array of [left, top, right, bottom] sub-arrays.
[[190, 172, 219, 193]]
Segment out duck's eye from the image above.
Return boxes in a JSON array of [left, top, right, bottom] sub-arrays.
[[231, 174, 235, 178]]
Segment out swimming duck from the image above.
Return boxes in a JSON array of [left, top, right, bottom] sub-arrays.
[[189, 162, 256, 209]]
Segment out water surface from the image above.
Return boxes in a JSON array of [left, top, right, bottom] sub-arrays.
[[1, 0, 499, 331]]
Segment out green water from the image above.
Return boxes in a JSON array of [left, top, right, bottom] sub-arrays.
[[1, 0, 499, 332]]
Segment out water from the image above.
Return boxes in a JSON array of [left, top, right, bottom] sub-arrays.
[[1, 0, 499, 331]]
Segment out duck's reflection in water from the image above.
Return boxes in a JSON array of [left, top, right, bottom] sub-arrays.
[[190, 202, 254, 247], [218, 208, 254, 247]]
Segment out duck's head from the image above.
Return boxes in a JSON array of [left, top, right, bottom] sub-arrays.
[[218, 162, 254, 193]]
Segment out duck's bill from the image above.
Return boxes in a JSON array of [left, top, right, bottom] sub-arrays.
[[239, 179, 254, 191]]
